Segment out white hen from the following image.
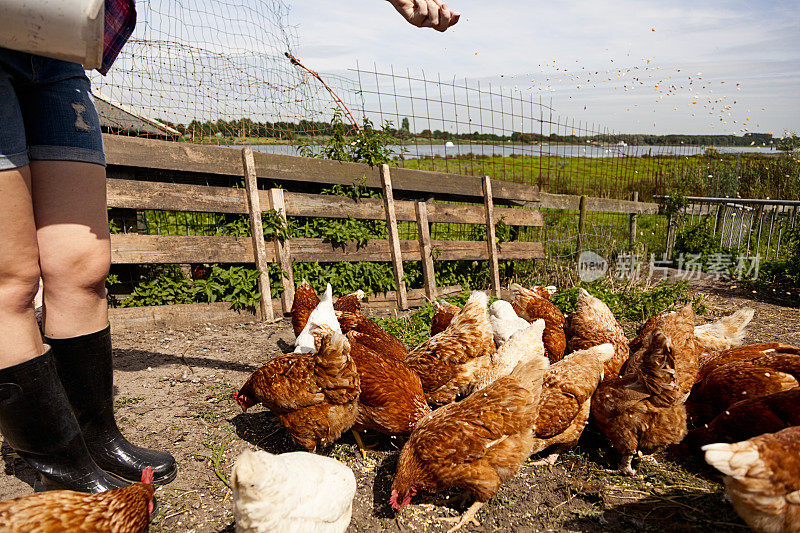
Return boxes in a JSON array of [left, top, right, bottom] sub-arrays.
[[489, 300, 531, 348], [294, 284, 341, 353], [472, 319, 546, 392], [231, 449, 356, 533]]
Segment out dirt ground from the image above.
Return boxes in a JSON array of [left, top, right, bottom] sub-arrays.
[[1, 281, 798, 532]]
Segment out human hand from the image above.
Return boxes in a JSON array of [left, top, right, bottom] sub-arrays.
[[386, 0, 461, 32]]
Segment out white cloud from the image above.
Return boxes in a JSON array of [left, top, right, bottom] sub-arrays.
[[289, 0, 800, 134]]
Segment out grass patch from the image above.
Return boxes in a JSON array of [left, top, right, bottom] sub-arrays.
[[550, 279, 705, 322], [371, 280, 703, 350], [114, 396, 144, 409]]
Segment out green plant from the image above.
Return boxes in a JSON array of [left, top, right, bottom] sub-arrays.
[[297, 109, 403, 167], [120, 265, 195, 307], [549, 280, 704, 322], [755, 226, 800, 290], [673, 215, 725, 266]]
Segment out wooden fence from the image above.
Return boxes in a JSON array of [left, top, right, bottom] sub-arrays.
[[104, 135, 547, 323]]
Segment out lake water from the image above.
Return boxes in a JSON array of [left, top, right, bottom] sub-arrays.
[[248, 143, 777, 159]]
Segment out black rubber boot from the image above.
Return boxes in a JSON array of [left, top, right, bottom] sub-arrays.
[[46, 325, 177, 485], [0, 348, 129, 492]]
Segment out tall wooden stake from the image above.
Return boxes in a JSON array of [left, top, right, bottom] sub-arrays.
[[629, 191, 639, 250], [482, 176, 501, 297], [415, 201, 437, 299], [577, 195, 587, 258], [241, 147, 274, 321], [267, 188, 295, 315], [380, 164, 408, 310]]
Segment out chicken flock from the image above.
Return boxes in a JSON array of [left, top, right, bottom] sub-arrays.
[[1, 281, 797, 533]]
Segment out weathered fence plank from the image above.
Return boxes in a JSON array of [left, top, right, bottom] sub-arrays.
[[242, 147, 274, 321], [102, 134, 540, 204], [415, 201, 437, 299], [110, 234, 255, 263], [109, 235, 544, 264], [381, 164, 408, 310], [482, 176, 501, 297], [267, 188, 295, 315], [106, 178, 249, 214], [576, 195, 587, 257], [538, 192, 658, 214]]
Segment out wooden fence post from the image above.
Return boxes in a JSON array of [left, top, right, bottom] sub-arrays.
[[629, 191, 639, 250], [576, 195, 587, 258], [482, 176, 501, 297], [241, 147, 274, 321], [380, 164, 408, 310], [415, 201, 437, 300], [267, 188, 295, 315]]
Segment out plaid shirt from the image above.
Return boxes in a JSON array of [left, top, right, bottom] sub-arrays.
[[99, 0, 136, 75]]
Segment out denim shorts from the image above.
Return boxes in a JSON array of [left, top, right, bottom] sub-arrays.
[[0, 47, 105, 170]]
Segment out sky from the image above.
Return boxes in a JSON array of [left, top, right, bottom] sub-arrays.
[[288, 0, 800, 136]]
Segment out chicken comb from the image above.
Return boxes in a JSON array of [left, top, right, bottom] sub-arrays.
[[141, 466, 154, 485]]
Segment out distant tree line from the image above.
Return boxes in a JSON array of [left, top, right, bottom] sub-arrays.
[[157, 116, 776, 147]]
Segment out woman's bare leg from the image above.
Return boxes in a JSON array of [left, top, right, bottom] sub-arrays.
[[0, 166, 45, 368], [31, 161, 110, 339]]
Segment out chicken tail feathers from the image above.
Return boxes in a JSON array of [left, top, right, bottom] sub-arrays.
[[702, 441, 760, 478], [695, 308, 755, 351]]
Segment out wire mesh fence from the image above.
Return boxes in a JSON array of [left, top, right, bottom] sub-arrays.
[[91, 1, 800, 295]]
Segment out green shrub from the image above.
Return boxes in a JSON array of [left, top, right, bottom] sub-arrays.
[[550, 280, 704, 322]]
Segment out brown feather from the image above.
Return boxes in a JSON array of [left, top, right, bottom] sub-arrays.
[[698, 343, 800, 382], [510, 283, 566, 363], [345, 333, 431, 434], [706, 426, 800, 533], [405, 292, 495, 406], [337, 311, 408, 361], [0, 483, 154, 533], [237, 330, 360, 450], [684, 388, 800, 450], [687, 361, 798, 425], [291, 280, 320, 337], [391, 356, 549, 504], [430, 300, 461, 336], [333, 291, 363, 315], [565, 289, 629, 379], [592, 324, 691, 459]]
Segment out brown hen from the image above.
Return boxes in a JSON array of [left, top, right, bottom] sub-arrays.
[[683, 388, 800, 450], [530, 343, 615, 465], [704, 425, 800, 533], [337, 310, 408, 361], [592, 326, 691, 475], [430, 300, 461, 336], [510, 283, 566, 363], [333, 290, 365, 314], [698, 343, 800, 382], [390, 354, 550, 532], [687, 361, 798, 425], [404, 291, 495, 406], [345, 333, 431, 436], [291, 280, 320, 337], [235, 327, 360, 451], [0, 467, 155, 533], [565, 288, 629, 379]]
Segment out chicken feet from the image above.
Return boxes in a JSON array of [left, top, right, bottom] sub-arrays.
[[605, 454, 636, 476], [440, 501, 485, 533], [530, 452, 560, 467], [351, 430, 372, 460]]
